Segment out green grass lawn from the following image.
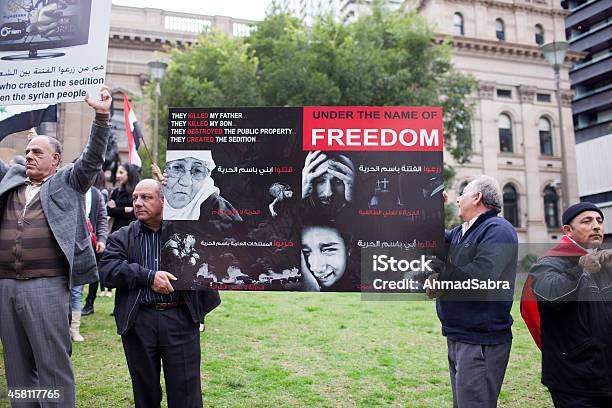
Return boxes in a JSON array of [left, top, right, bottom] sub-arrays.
[[0, 292, 551, 407]]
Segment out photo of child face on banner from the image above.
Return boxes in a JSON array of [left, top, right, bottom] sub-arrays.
[[300, 221, 359, 292], [298, 149, 443, 292]]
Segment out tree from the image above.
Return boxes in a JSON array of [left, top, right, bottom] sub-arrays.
[[149, 6, 476, 224], [141, 31, 262, 176], [247, 7, 476, 163]]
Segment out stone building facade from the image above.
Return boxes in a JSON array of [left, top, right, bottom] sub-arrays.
[[563, 0, 612, 239], [403, 0, 583, 243]]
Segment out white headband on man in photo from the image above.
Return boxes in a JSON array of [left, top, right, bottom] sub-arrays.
[[165, 150, 216, 171]]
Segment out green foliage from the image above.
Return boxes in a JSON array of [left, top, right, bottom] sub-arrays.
[[444, 203, 459, 230], [146, 31, 262, 164]]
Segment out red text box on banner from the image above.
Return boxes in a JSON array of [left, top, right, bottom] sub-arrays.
[[303, 106, 443, 152]]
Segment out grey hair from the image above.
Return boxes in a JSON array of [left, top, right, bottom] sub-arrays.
[[42, 135, 63, 158], [468, 175, 502, 213]]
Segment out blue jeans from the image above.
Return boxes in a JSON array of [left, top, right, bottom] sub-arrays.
[[70, 285, 84, 312]]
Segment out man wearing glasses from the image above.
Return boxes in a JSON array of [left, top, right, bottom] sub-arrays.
[[162, 150, 242, 221]]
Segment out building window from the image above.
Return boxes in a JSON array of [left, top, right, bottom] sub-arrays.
[[544, 186, 559, 228], [498, 113, 513, 153], [537, 93, 551, 102], [233, 23, 254, 37], [496, 89, 512, 99], [453, 13, 464, 36], [539, 117, 553, 156], [503, 184, 519, 227], [495, 18, 505, 41], [535, 24, 544, 45]]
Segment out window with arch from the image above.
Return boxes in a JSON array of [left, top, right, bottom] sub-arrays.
[[535, 24, 544, 45], [503, 184, 519, 227], [498, 113, 513, 153], [453, 13, 464, 36], [495, 18, 505, 41], [539, 117, 553, 156], [543, 186, 559, 228]]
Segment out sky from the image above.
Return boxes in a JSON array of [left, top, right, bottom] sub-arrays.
[[112, 0, 272, 21]]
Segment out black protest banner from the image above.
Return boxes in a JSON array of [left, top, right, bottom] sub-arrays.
[[161, 107, 444, 292]]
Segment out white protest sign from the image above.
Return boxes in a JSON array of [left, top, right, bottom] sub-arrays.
[[0, 0, 111, 105]]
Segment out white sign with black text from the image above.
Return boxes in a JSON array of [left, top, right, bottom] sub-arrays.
[[0, 0, 111, 105]]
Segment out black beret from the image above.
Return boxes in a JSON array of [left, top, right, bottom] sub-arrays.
[[562, 202, 604, 226]]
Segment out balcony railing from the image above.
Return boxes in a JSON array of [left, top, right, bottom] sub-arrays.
[[569, 21, 612, 52], [566, 0, 611, 28], [575, 119, 612, 143], [571, 55, 612, 85]]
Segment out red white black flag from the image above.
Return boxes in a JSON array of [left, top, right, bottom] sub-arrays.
[[123, 94, 142, 167]]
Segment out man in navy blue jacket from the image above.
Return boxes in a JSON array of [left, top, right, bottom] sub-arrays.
[[428, 175, 518, 408]]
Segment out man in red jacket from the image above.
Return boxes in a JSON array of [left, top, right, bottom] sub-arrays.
[[528, 202, 612, 407]]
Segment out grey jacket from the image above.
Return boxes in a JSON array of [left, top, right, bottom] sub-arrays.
[[0, 120, 110, 287], [89, 186, 109, 244]]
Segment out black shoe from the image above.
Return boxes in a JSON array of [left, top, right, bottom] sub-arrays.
[[82, 305, 94, 316]]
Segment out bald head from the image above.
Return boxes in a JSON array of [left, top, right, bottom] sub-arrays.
[[136, 179, 163, 198], [133, 179, 164, 230]]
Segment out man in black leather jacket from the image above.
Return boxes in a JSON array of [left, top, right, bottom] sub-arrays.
[[100, 179, 220, 408]]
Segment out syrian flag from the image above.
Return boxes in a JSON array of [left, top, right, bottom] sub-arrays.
[[0, 104, 57, 141], [123, 94, 142, 167]]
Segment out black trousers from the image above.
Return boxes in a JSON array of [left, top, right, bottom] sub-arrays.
[[121, 305, 202, 408], [85, 281, 98, 304], [550, 390, 612, 408]]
